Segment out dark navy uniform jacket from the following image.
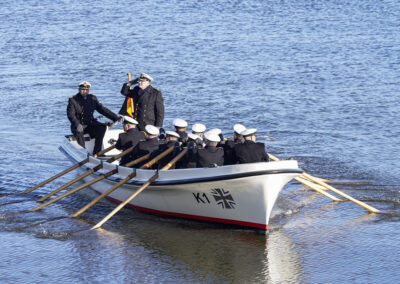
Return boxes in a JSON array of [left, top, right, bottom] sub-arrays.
[[119, 84, 164, 130], [115, 128, 146, 165], [222, 139, 237, 165], [130, 137, 160, 168], [67, 93, 119, 132], [196, 146, 224, 168], [234, 140, 269, 164]]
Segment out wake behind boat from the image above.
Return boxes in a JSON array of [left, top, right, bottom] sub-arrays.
[[58, 130, 303, 230]]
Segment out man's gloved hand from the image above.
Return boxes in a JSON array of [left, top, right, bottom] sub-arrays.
[[76, 124, 84, 133]]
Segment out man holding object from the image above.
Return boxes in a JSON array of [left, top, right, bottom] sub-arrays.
[[119, 72, 164, 131]]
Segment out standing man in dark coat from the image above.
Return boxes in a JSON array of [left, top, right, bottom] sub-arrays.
[[119, 73, 164, 131], [67, 81, 120, 155], [115, 116, 146, 165], [234, 128, 269, 164], [196, 131, 224, 168]]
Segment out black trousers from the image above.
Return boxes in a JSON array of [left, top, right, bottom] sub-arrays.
[[73, 124, 107, 155]]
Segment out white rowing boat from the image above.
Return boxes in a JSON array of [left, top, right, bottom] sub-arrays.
[[59, 130, 302, 230]]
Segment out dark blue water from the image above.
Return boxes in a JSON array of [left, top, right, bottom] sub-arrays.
[[1, 0, 399, 283]]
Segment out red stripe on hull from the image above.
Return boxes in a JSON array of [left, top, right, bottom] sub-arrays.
[[99, 191, 268, 230]]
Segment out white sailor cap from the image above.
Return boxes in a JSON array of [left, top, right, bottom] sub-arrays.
[[123, 116, 138, 125], [188, 133, 202, 141], [173, 118, 188, 128], [145, 125, 159, 136], [192, 123, 206, 133], [138, 72, 153, 82], [204, 131, 221, 143], [241, 128, 257, 137], [78, 81, 91, 89], [233, 123, 246, 134], [208, 128, 221, 135], [165, 130, 180, 138]]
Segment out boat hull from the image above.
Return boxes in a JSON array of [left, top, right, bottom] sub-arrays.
[[60, 133, 302, 230]]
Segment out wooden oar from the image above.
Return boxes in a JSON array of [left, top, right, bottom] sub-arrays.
[[70, 154, 150, 218], [268, 153, 330, 183], [21, 144, 116, 194], [91, 147, 186, 230], [35, 146, 135, 203], [296, 176, 343, 201], [302, 172, 381, 213], [268, 153, 381, 213]]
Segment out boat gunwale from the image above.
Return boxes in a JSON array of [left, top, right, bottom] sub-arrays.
[[59, 141, 302, 186]]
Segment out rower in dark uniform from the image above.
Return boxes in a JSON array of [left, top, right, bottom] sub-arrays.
[[196, 131, 224, 168], [115, 116, 146, 165], [119, 72, 164, 131], [156, 130, 181, 169], [176, 133, 203, 169], [67, 81, 120, 155], [173, 118, 188, 144], [191, 123, 206, 139], [234, 128, 269, 164], [223, 123, 246, 165], [129, 125, 160, 168]]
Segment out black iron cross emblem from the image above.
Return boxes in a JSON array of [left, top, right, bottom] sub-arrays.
[[211, 188, 236, 209]]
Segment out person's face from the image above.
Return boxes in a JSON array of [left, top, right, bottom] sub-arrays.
[[138, 79, 150, 90], [79, 88, 89, 96]]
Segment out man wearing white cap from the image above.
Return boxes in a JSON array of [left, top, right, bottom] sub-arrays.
[[195, 131, 224, 168], [173, 118, 188, 142], [115, 116, 145, 165], [223, 123, 246, 165], [67, 81, 120, 155], [191, 123, 206, 139], [119, 72, 164, 131], [234, 128, 269, 164], [128, 124, 160, 168], [157, 131, 181, 169]]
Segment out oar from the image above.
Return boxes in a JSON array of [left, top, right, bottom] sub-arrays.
[[296, 176, 343, 201], [268, 153, 381, 213], [302, 172, 381, 213], [21, 144, 116, 194], [91, 146, 185, 230], [268, 153, 342, 201], [70, 154, 150, 218], [35, 146, 135, 203]]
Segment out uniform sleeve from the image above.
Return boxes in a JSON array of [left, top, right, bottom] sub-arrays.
[[154, 91, 165, 128], [67, 98, 81, 129], [120, 83, 131, 96], [93, 95, 119, 121]]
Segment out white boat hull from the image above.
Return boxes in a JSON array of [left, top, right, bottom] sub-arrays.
[[59, 132, 302, 230]]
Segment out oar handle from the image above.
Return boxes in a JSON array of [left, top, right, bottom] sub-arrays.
[[161, 148, 188, 170], [140, 146, 174, 169], [105, 146, 135, 163], [124, 153, 151, 167], [96, 144, 116, 156]]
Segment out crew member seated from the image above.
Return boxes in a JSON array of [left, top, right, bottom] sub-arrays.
[[188, 133, 203, 149], [223, 123, 246, 165], [67, 81, 120, 155], [115, 116, 145, 165], [191, 123, 206, 139], [129, 125, 160, 168], [234, 128, 269, 164], [173, 118, 188, 143], [196, 131, 224, 168], [157, 131, 181, 169]]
